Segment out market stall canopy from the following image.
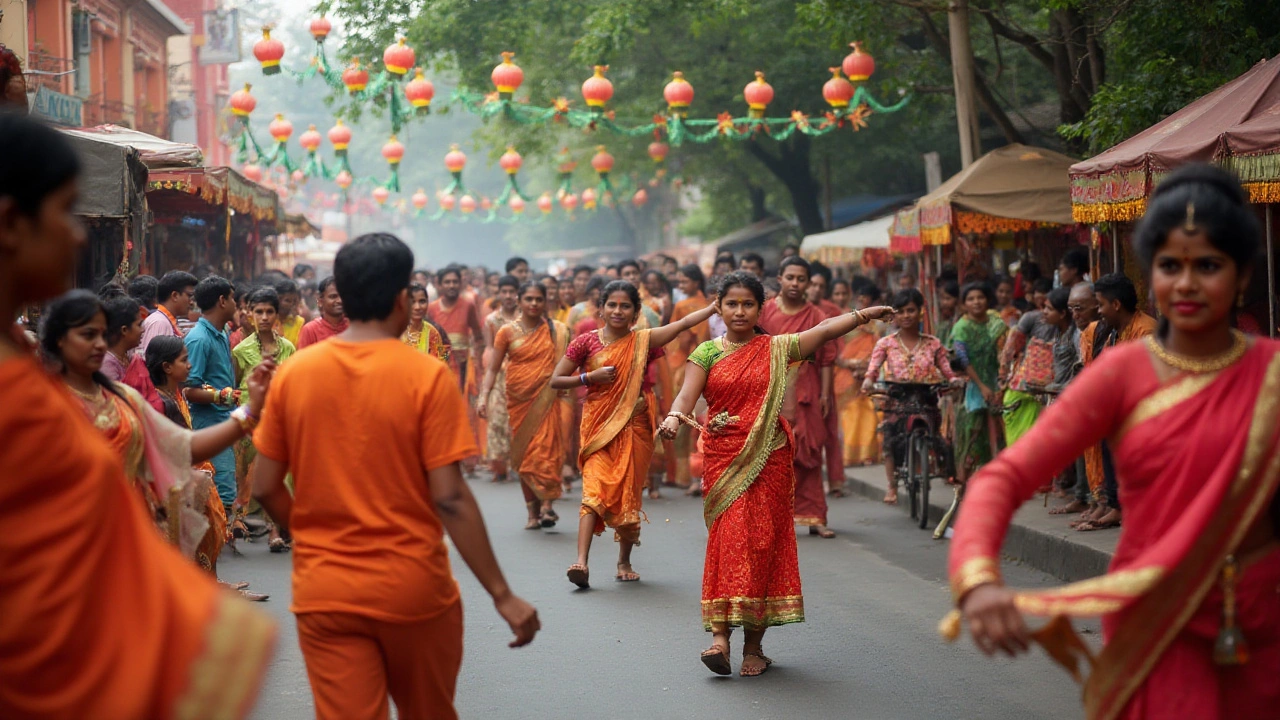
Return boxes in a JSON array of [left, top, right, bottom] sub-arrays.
[[892, 144, 1076, 251], [60, 130, 148, 219], [63, 125, 203, 169], [147, 166, 280, 224], [801, 215, 893, 251], [1070, 54, 1280, 222]]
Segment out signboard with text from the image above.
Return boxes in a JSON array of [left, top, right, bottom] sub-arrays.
[[31, 86, 83, 127]]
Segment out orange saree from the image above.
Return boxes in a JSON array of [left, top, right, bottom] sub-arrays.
[[836, 324, 882, 466], [572, 329, 657, 543], [946, 338, 1280, 720], [500, 319, 570, 501], [694, 334, 805, 629]]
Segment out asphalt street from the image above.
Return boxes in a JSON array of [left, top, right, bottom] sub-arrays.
[[232, 474, 1097, 719]]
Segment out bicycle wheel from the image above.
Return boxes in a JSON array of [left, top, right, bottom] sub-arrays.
[[912, 430, 931, 529], [905, 431, 920, 521]]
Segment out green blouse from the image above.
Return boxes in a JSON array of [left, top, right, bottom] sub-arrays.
[[688, 334, 802, 373]]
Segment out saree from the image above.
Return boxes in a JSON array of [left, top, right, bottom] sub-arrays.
[[950, 314, 1007, 471], [577, 329, 656, 543], [502, 319, 570, 501], [836, 324, 882, 466], [402, 319, 450, 363], [484, 312, 518, 474], [694, 335, 805, 630], [945, 339, 1280, 720]]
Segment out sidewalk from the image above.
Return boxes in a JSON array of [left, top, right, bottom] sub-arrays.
[[842, 465, 1117, 583]]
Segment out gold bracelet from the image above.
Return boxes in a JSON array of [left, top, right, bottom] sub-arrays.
[[950, 556, 1002, 605], [231, 405, 259, 436], [851, 309, 865, 325]]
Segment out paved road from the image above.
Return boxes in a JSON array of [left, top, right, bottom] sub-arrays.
[[232, 474, 1096, 719]]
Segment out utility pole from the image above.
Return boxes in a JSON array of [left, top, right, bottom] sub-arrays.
[[823, 155, 833, 230], [949, 0, 981, 168]]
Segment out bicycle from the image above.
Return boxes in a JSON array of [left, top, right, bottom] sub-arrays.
[[869, 382, 958, 530]]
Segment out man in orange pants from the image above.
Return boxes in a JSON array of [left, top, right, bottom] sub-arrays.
[[252, 233, 540, 720]]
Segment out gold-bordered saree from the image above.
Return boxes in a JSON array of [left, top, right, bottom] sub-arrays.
[[944, 339, 1280, 720]]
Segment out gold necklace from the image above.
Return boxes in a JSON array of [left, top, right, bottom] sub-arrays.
[[720, 333, 755, 352], [67, 382, 104, 402], [1146, 330, 1247, 374], [597, 327, 626, 347]]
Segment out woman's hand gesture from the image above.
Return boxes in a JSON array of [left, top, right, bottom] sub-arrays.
[[587, 366, 617, 385], [960, 584, 1031, 657], [658, 415, 680, 440]]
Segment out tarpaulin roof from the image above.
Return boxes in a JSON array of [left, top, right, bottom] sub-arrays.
[[147, 166, 279, 223], [63, 125, 203, 169], [60, 129, 148, 219], [892, 144, 1076, 249], [1070, 54, 1280, 222], [801, 215, 893, 252]]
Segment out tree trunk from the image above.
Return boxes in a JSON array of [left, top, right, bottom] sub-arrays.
[[745, 133, 825, 236], [745, 181, 769, 221]]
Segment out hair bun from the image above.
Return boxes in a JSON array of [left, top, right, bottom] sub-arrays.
[[1150, 163, 1248, 208]]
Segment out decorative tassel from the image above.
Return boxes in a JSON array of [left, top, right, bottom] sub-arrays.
[[1213, 555, 1250, 666]]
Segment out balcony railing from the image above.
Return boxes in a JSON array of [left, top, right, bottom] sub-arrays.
[[26, 49, 76, 92]]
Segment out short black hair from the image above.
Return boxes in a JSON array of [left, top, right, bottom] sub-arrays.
[[657, 254, 678, 266], [318, 275, 338, 294], [1094, 273, 1139, 313], [1046, 286, 1071, 313], [247, 285, 280, 312], [959, 281, 994, 305], [641, 269, 670, 295], [993, 274, 1014, 288], [584, 274, 610, 298], [740, 252, 765, 268], [498, 274, 520, 290], [573, 264, 594, 277], [292, 263, 315, 279], [158, 270, 198, 303], [617, 258, 641, 273], [1060, 247, 1090, 277], [678, 264, 706, 294], [940, 280, 960, 299], [783, 243, 801, 254], [855, 282, 882, 303], [194, 275, 234, 312], [438, 264, 465, 282], [334, 233, 414, 322], [890, 288, 925, 310], [1032, 278, 1054, 295], [778, 256, 811, 279], [809, 260, 833, 286], [0, 113, 82, 216], [1133, 163, 1259, 272], [127, 275, 158, 309], [504, 257, 528, 274], [274, 277, 299, 297]]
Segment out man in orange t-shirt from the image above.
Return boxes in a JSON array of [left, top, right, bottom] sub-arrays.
[[251, 233, 539, 720]]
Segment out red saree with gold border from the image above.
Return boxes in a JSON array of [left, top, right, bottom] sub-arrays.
[[502, 320, 570, 501], [946, 338, 1280, 720], [696, 334, 806, 630]]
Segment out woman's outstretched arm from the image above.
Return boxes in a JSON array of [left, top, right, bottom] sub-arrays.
[[795, 306, 895, 360], [649, 303, 718, 349]]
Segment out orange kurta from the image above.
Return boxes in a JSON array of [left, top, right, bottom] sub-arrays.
[[0, 357, 275, 719], [498, 319, 570, 500]]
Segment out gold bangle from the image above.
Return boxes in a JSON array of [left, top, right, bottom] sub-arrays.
[[950, 556, 1002, 605], [231, 405, 259, 436]]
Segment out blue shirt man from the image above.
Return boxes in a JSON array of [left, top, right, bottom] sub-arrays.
[[185, 277, 239, 511]]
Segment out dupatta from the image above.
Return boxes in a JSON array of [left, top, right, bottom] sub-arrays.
[[702, 335, 792, 528], [943, 344, 1280, 720], [507, 320, 570, 466], [579, 329, 652, 464]]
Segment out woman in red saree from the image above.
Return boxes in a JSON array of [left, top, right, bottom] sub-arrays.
[[662, 272, 893, 677], [945, 165, 1280, 720], [479, 282, 570, 529], [552, 280, 716, 588]]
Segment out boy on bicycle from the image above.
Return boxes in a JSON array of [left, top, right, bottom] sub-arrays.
[[863, 289, 964, 504]]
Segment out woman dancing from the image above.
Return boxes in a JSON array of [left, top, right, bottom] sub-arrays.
[[946, 164, 1280, 719], [479, 281, 571, 529], [551, 280, 716, 588], [661, 272, 892, 677]]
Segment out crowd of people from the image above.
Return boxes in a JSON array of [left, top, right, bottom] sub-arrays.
[[5, 109, 1280, 720]]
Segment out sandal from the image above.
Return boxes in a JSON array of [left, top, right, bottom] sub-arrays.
[[567, 563, 590, 589], [883, 491, 898, 505], [525, 518, 542, 530], [268, 537, 290, 553], [700, 645, 732, 676], [238, 589, 270, 602], [615, 563, 640, 582], [829, 487, 849, 498], [809, 525, 836, 539], [740, 648, 773, 677], [539, 511, 557, 528]]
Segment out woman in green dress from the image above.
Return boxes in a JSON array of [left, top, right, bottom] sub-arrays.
[[949, 281, 1007, 480]]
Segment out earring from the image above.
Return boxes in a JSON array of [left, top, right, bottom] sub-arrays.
[[1237, 291, 1245, 308]]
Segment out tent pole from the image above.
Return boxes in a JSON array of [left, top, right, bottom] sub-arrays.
[[1267, 204, 1275, 339], [1111, 225, 1119, 274]]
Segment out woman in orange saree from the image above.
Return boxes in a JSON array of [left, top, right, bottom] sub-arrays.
[[668, 265, 711, 490], [479, 282, 570, 529], [552, 280, 716, 588], [835, 310, 884, 468], [662, 272, 894, 677], [945, 165, 1280, 720]]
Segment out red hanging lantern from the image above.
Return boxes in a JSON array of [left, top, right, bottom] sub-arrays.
[[242, 163, 263, 183], [648, 141, 669, 164], [560, 193, 579, 212], [632, 188, 649, 208], [298, 124, 322, 153], [491, 51, 523, 99], [459, 194, 477, 214], [253, 27, 284, 76], [372, 186, 390, 205], [581, 65, 613, 112], [334, 170, 353, 190], [664, 71, 694, 116], [404, 68, 434, 114], [582, 187, 597, 210], [229, 83, 256, 118], [444, 144, 467, 178], [440, 194, 457, 211], [743, 71, 773, 119], [327, 119, 352, 155], [823, 67, 854, 109], [480, 196, 493, 211], [591, 146, 614, 177], [510, 195, 526, 214], [499, 146, 523, 175], [842, 41, 875, 83], [268, 113, 293, 144], [381, 135, 405, 165], [383, 36, 414, 76], [411, 188, 429, 211], [342, 58, 369, 94], [291, 169, 305, 184], [309, 16, 331, 42], [556, 147, 577, 175], [537, 194, 553, 214]]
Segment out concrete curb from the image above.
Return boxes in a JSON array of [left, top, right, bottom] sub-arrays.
[[841, 467, 1114, 583]]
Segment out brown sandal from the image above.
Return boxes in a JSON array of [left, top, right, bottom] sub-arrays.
[[740, 648, 773, 677], [701, 645, 732, 676], [567, 564, 590, 589], [615, 563, 640, 582]]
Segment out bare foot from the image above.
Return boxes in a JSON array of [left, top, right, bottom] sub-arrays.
[[883, 490, 898, 505], [1049, 500, 1087, 515], [615, 562, 640, 582], [809, 525, 836, 539], [648, 488, 661, 500]]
